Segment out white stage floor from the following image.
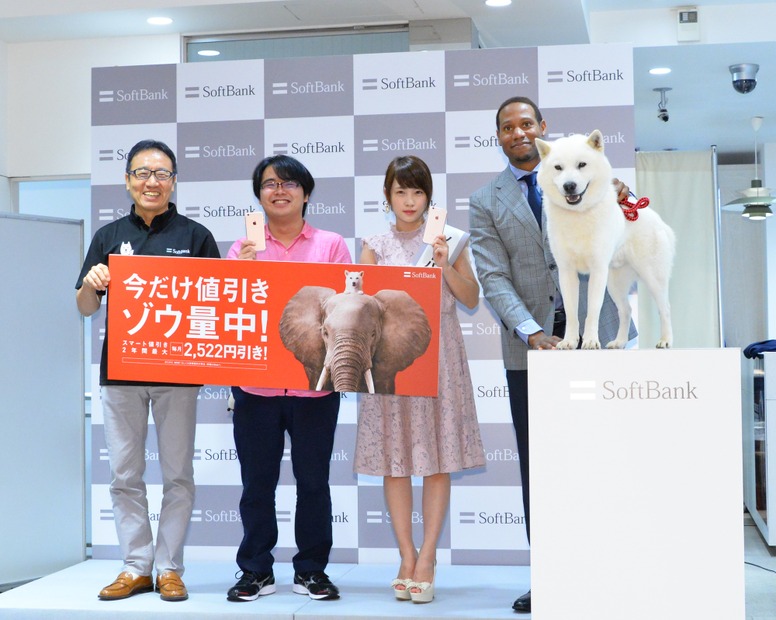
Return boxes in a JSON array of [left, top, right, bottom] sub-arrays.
[[0, 560, 529, 619]]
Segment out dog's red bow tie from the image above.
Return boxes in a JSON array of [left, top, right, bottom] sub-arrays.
[[619, 196, 650, 221]]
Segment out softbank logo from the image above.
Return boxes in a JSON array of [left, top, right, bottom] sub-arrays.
[[362, 200, 381, 214], [277, 510, 292, 524], [460, 511, 524, 525], [569, 380, 597, 401], [97, 209, 115, 222], [547, 70, 564, 84], [190, 509, 203, 523], [183, 206, 203, 219], [453, 73, 530, 87], [366, 510, 385, 524], [186, 84, 256, 98], [99, 448, 110, 462], [100, 508, 114, 521], [273, 80, 345, 95], [362, 137, 437, 153], [361, 77, 379, 91], [547, 68, 626, 84], [193, 448, 202, 461], [603, 380, 698, 400], [454, 135, 499, 149], [570, 379, 700, 400], [98, 88, 169, 102], [185, 144, 257, 159], [361, 76, 437, 91], [98, 149, 115, 162], [282, 448, 291, 462]]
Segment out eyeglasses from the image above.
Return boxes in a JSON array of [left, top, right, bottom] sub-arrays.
[[260, 180, 300, 191], [129, 168, 176, 181]]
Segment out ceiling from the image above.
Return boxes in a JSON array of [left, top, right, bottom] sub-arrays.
[[1, 0, 774, 158]]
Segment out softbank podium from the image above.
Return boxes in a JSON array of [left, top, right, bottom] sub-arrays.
[[529, 349, 744, 619]]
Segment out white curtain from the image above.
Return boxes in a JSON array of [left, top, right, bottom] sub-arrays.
[[635, 150, 721, 347]]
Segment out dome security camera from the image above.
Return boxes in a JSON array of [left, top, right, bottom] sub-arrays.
[[729, 63, 759, 94], [653, 87, 671, 123]]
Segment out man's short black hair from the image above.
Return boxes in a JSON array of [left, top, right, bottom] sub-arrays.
[[252, 155, 315, 218], [125, 139, 177, 174], [495, 96, 543, 128]]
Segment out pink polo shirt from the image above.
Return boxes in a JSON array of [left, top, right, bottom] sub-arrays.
[[227, 220, 352, 397]]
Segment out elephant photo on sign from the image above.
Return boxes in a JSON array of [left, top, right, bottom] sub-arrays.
[[279, 285, 432, 394]]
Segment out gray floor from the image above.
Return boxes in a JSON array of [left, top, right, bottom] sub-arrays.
[[746, 513, 776, 620], [0, 514, 774, 619]]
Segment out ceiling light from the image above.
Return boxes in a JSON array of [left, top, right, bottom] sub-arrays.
[[742, 204, 773, 220], [147, 16, 173, 26], [649, 67, 671, 75], [485, 0, 512, 6], [723, 116, 776, 220], [197, 50, 221, 57]]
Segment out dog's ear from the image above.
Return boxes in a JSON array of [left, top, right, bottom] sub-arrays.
[[535, 137, 551, 160], [587, 130, 605, 152]]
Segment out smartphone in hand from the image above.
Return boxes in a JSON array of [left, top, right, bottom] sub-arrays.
[[422, 206, 447, 244], [245, 211, 266, 252]]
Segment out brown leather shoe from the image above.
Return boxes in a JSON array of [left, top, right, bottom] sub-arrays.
[[98, 571, 154, 600], [156, 571, 188, 601]]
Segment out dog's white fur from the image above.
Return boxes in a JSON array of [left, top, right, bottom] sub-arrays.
[[536, 130, 675, 350], [344, 269, 364, 294]]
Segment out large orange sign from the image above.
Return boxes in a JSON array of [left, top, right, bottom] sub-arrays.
[[106, 255, 442, 396]]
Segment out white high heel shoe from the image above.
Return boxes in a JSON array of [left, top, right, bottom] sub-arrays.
[[391, 578, 413, 601], [409, 563, 435, 604]]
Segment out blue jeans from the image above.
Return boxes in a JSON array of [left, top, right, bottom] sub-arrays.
[[231, 388, 340, 574]]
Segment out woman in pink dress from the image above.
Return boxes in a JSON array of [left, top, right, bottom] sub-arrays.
[[354, 155, 485, 604]]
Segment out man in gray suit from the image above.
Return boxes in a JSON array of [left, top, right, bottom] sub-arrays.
[[468, 96, 635, 613]]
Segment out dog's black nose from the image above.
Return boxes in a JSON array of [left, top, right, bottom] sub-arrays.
[[563, 181, 577, 194]]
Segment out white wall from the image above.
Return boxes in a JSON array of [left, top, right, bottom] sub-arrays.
[[0, 40, 9, 212], [6, 34, 180, 179], [589, 3, 776, 46]]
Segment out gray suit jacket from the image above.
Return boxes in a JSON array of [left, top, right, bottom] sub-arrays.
[[469, 167, 635, 371]]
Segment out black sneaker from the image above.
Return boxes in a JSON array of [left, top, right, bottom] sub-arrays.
[[293, 571, 340, 600], [226, 571, 276, 602]]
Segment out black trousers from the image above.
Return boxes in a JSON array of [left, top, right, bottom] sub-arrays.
[[231, 387, 340, 574], [505, 312, 566, 543]]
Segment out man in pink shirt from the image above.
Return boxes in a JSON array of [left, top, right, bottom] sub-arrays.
[[225, 155, 351, 603]]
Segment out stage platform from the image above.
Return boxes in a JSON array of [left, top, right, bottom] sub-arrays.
[[0, 559, 528, 619]]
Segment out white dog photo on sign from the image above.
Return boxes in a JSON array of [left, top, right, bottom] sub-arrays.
[[536, 130, 675, 350], [343, 269, 364, 294]]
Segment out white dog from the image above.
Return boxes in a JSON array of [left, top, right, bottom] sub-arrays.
[[536, 130, 675, 350], [344, 269, 364, 294]]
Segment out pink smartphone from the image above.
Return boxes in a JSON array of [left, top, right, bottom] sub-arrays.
[[245, 211, 266, 251], [422, 206, 447, 244]]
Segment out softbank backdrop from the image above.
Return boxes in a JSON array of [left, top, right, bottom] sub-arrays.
[[90, 44, 634, 566]]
